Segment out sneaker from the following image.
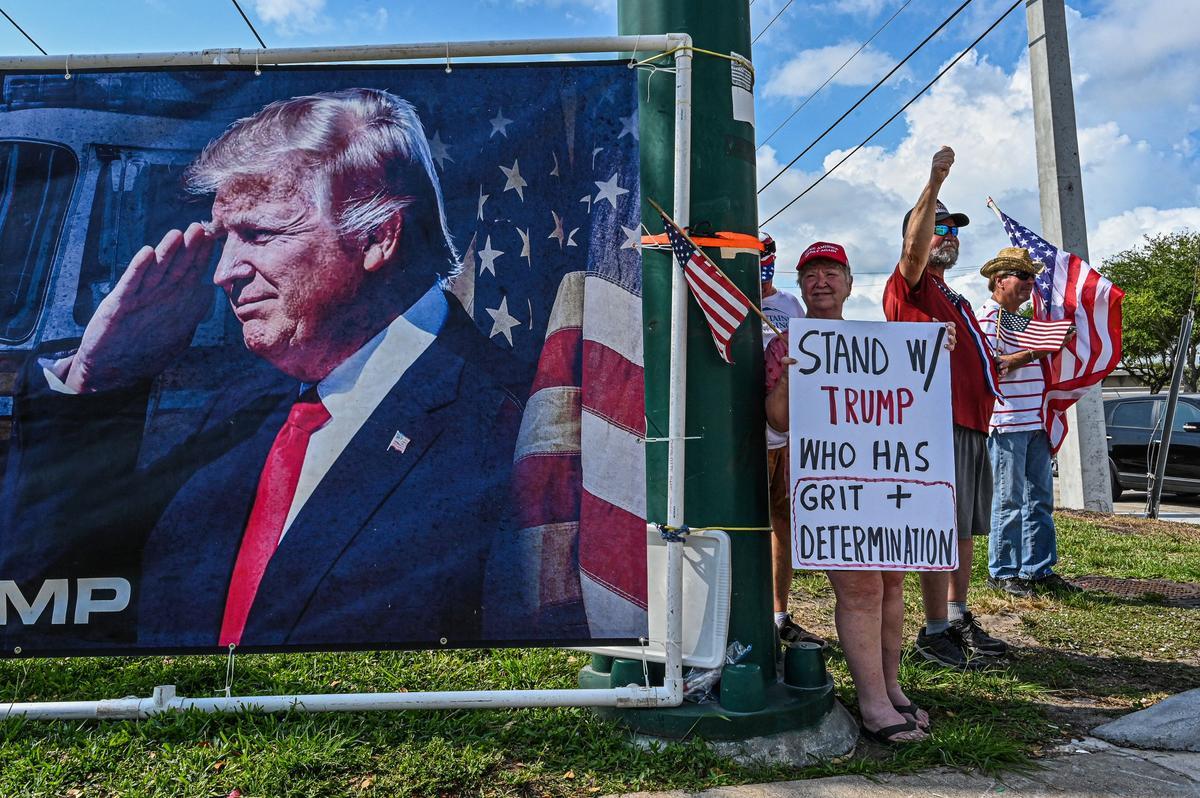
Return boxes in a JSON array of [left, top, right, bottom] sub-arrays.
[[778, 614, 827, 647], [951, 611, 1009, 657], [914, 625, 986, 670], [1032, 573, 1083, 595], [986, 576, 1035, 598]]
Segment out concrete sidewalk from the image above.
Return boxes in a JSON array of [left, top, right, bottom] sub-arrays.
[[614, 737, 1200, 797]]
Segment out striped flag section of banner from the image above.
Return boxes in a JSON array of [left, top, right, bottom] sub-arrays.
[[997, 308, 1074, 352], [660, 212, 753, 364]]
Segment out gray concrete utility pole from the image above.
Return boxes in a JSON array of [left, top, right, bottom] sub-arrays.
[[1026, 0, 1112, 512]]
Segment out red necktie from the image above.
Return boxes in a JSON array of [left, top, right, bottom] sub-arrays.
[[219, 393, 331, 646]]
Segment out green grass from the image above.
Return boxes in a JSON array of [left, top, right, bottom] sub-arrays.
[[1, 512, 1197, 797]]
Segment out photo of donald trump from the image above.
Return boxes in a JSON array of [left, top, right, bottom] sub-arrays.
[[2, 88, 525, 652]]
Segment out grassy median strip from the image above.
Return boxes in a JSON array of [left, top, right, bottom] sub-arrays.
[[2, 512, 1197, 797]]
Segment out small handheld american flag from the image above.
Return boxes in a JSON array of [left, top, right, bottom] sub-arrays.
[[997, 309, 1074, 352], [655, 207, 754, 364]]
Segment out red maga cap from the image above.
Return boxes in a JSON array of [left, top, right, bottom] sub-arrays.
[[796, 241, 849, 271]]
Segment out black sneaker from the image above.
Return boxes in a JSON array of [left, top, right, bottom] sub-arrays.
[[778, 614, 827, 647], [914, 625, 986, 670], [951, 611, 1009, 657], [986, 576, 1034, 598], [1032, 573, 1083, 595]]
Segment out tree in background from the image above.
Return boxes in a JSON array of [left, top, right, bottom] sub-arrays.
[[1100, 231, 1200, 393]]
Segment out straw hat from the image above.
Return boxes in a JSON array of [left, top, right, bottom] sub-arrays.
[[979, 246, 1042, 278]]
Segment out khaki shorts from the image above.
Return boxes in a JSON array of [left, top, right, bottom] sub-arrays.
[[767, 446, 790, 526], [954, 425, 992, 539]]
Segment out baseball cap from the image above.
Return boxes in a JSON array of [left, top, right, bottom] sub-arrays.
[[796, 241, 850, 271], [901, 200, 970, 237]]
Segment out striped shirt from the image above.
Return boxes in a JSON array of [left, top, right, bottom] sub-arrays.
[[978, 298, 1046, 434]]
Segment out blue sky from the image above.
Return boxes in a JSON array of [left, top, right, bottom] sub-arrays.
[[1, 0, 1194, 318]]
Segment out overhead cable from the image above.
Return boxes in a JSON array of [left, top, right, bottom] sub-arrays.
[[757, 0, 913, 152], [0, 7, 46, 55], [760, 0, 1023, 227], [230, 0, 268, 49], [757, 0, 974, 194], [752, 0, 794, 45]]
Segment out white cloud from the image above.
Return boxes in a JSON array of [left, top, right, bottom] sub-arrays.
[[507, 0, 613, 12], [820, 0, 892, 16], [764, 43, 901, 99], [1091, 207, 1200, 266], [247, 0, 327, 35]]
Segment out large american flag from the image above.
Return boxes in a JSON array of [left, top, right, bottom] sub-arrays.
[[997, 308, 1074, 352], [996, 206, 1124, 452], [442, 64, 648, 640], [660, 212, 753, 364]]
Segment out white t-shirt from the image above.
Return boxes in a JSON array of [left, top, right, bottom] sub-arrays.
[[762, 288, 805, 449], [762, 288, 805, 347], [977, 298, 1046, 434]]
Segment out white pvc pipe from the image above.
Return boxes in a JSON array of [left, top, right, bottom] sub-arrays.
[[0, 36, 675, 70], [0, 32, 695, 721]]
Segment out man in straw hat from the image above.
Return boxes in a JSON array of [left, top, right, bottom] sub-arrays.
[[976, 247, 1079, 599], [883, 146, 1009, 670]]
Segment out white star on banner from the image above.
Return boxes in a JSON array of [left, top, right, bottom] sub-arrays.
[[579, 194, 593, 214], [517, 227, 531, 266], [428, 131, 452, 170], [548, 210, 566, 249], [618, 114, 638, 140], [620, 225, 641, 250], [478, 235, 503, 277], [591, 147, 603, 170], [567, 227, 579, 247], [550, 151, 560, 177], [500, 159, 527, 201], [594, 172, 629, 209], [490, 108, 513, 138], [477, 185, 489, 221], [486, 295, 520, 346]]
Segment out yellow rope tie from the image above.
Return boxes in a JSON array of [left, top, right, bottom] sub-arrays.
[[632, 46, 754, 74]]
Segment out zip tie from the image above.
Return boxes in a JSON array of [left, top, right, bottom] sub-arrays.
[[223, 643, 236, 699], [254, 50, 261, 77], [444, 42, 452, 74], [639, 637, 651, 685], [63, 54, 70, 80], [638, 435, 702, 444], [628, 34, 642, 68], [656, 523, 773, 535]]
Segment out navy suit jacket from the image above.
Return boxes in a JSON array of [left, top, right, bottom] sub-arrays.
[[1, 297, 524, 654]]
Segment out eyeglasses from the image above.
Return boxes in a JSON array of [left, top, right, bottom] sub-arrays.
[[1005, 271, 1036, 281], [933, 224, 959, 237]]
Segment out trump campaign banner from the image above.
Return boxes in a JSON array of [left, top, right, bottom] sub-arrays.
[[0, 62, 648, 655], [788, 319, 957, 571]]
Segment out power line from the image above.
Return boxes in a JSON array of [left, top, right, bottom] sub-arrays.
[[757, 0, 913, 152], [230, 0, 267, 49], [752, 0, 794, 45], [0, 7, 46, 55], [757, 0, 975, 195], [761, 0, 1023, 227]]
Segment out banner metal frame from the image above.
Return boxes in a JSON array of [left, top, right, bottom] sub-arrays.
[[0, 33, 693, 720]]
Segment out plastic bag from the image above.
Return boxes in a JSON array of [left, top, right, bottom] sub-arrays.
[[682, 640, 751, 703]]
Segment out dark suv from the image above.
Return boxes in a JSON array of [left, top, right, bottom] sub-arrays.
[[1104, 394, 1200, 499]]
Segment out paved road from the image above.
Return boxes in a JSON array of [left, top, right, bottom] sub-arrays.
[[1054, 483, 1200, 524]]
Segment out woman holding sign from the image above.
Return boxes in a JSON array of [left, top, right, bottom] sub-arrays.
[[766, 242, 956, 745]]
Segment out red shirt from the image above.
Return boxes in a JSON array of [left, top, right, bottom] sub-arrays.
[[883, 266, 994, 433]]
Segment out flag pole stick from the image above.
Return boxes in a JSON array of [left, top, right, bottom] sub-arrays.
[[985, 196, 1005, 224], [646, 197, 783, 338]]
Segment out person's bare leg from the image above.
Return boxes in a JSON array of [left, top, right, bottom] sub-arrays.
[[771, 509, 791, 614], [881, 571, 929, 729], [949, 538, 973, 603], [828, 570, 925, 741], [919, 571, 949, 627]]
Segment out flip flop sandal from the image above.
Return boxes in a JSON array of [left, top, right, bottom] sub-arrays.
[[892, 702, 931, 731], [860, 718, 924, 745]]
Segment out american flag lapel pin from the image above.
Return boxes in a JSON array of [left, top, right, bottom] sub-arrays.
[[387, 431, 411, 454]]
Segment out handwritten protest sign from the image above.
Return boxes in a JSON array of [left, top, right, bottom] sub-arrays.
[[788, 319, 957, 571]]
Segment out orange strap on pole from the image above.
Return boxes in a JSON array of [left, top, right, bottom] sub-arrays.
[[641, 230, 763, 250]]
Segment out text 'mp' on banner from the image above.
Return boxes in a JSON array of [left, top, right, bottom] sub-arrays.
[[787, 319, 958, 571], [0, 62, 647, 656]]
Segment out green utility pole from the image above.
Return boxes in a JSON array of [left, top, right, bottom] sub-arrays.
[[579, 0, 836, 740]]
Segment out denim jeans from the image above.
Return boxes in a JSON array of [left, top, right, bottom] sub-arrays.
[[987, 429, 1058, 580]]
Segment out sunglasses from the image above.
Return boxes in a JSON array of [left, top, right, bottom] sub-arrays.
[[933, 224, 959, 237], [1005, 271, 1037, 281]]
